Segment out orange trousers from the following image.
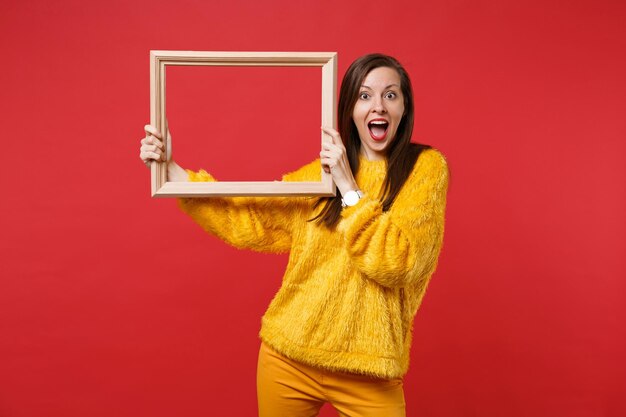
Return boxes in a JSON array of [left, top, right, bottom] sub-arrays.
[[257, 343, 406, 417]]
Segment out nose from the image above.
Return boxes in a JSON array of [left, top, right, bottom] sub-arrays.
[[372, 96, 387, 114]]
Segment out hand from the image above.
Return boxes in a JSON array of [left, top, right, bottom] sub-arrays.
[[320, 127, 359, 196], [139, 125, 187, 182], [140, 124, 166, 165]]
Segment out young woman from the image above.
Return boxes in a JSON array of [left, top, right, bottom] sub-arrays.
[[139, 53, 449, 417]]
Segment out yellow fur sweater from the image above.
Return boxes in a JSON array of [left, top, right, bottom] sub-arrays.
[[178, 148, 448, 379]]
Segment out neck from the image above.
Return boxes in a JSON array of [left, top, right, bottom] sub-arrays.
[[360, 147, 385, 161]]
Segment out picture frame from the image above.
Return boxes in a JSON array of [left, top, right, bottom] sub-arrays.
[[149, 50, 337, 197]]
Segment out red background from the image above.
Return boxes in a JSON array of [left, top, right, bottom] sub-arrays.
[[1, 1, 625, 416]]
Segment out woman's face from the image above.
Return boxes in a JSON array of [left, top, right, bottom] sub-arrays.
[[352, 66, 405, 161]]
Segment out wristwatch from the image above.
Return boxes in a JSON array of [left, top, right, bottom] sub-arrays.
[[341, 190, 363, 207]]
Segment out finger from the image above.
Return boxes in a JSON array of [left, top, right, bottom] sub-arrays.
[[322, 144, 345, 161], [321, 127, 341, 145], [320, 159, 333, 173], [322, 142, 341, 152], [142, 136, 165, 152], [320, 149, 342, 162], [140, 150, 162, 162], [320, 158, 341, 173], [321, 126, 339, 136], [140, 144, 162, 154], [320, 151, 335, 161], [149, 136, 164, 149], [144, 124, 163, 140]]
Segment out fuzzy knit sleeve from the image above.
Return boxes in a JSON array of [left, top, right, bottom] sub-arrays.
[[177, 160, 320, 254], [337, 149, 449, 288]]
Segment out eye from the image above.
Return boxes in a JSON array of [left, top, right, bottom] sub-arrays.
[[385, 91, 397, 99], [359, 92, 370, 100]]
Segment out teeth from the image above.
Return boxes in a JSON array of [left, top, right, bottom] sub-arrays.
[[369, 121, 388, 125]]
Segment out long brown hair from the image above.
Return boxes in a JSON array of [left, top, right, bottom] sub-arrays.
[[311, 53, 430, 227]]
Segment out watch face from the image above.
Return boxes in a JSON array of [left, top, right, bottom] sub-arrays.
[[344, 190, 359, 206]]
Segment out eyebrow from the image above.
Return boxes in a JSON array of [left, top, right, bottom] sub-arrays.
[[360, 83, 401, 90]]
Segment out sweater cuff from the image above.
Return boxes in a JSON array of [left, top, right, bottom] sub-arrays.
[[186, 169, 214, 182], [178, 169, 216, 212], [337, 195, 383, 236]]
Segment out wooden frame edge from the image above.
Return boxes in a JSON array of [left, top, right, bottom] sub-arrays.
[[149, 50, 337, 198]]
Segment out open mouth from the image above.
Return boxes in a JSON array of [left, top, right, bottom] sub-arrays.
[[368, 120, 389, 141]]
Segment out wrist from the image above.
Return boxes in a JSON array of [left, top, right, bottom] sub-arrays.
[[168, 161, 188, 182], [336, 178, 358, 197]]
